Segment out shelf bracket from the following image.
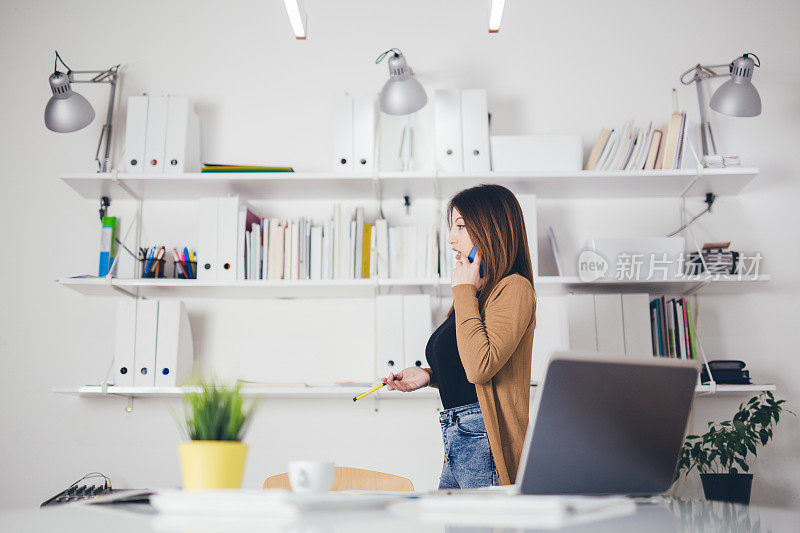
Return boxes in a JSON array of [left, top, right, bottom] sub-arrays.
[[110, 169, 140, 201]]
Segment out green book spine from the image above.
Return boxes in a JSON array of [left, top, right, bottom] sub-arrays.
[[686, 300, 698, 360]]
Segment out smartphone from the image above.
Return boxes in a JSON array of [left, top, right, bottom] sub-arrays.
[[467, 245, 484, 278]]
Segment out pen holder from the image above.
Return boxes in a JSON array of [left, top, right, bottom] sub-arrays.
[[173, 261, 197, 279], [140, 258, 166, 279]]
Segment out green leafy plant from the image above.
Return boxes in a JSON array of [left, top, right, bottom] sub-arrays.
[[181, 381, 255, 441], [675, 392, 791, 480]]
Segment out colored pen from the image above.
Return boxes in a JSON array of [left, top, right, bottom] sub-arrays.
[[353, 383, 386, 402], [173, 248, 188, 279]]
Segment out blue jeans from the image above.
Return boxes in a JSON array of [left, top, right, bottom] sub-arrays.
[[438, 402, 499, 489]]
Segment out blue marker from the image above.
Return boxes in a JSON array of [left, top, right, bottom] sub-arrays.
[[467, 245, 484, 278]]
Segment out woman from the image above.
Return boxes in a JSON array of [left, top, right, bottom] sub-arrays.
[[382, 184, 536, 489]]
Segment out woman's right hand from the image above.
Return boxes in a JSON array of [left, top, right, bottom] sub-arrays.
[[381, 366, 430, 392]]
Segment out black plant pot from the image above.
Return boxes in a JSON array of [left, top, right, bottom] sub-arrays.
[[701, 473, 753, 504]]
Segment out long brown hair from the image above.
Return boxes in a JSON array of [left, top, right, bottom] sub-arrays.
[[446, 184, 536, 317]]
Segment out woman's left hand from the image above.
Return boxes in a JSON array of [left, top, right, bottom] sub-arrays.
[[451, 250, 484, 290]]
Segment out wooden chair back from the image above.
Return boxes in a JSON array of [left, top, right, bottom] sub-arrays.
[[263, 466, 413, 491]]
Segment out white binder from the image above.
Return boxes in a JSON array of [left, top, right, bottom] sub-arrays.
[[567, 294, 597, 352], [267, 219, 283, 280], [376, 295, 405, 377], [124, 96, 149, 174], [114, 299, 137, 386], [197, 197, 219, 281], [403, 294, 432, 369], [217, 196, 240, 281], [352, 96, 376, 174], [515, 194, 538, 276], [333, 93, 354, 172], [143, 95, 168, 174], [594, 294, 626, 356], [164, 95, 201, 174], [434, 89, 463, 172], [460, 89, 491, 172], [154, 300, 194, 387], [133, 299, 159, 387], [621, 293, 655, 358]]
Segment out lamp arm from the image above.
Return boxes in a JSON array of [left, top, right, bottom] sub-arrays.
[[68, 66, 120, 173], [680, 63, 730, 85]]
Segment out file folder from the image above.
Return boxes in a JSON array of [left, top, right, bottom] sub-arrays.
[[594, 294, 625, 355], [267, 219, 283, 280], [154, 300, 194, 387], [217, 196, 240, 282], [352, 96, 376, 174], [434, 89, 463, 172], [235, 203, 260, 280], [333, 93, 354, 172], [114, 299, 137, 387], [402, 294, 432, 369], [124, 96, 148, 174], [164, 95, 201, 174], [143, 95, 168, 174], [621, 294, 654, 358], [460, 89, 491, 172], [567, 294, 597, 352], [98, 216, 117, 277], [376, 295, 405, 377], [198, 197, 219, 281], [133, 299, 159, 387]]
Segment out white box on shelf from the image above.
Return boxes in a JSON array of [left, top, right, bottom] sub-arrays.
[[333, 93, 354, 172], [133, 299, 159, 387], [353, 95, 376, 174], [403, 294, 432, 369], [460, 89, 491, 173], [490, 135, 583, 172], [164, 95, 201, 174], [114, 299, 137, 386], [154, 300, 194, 387], [197, 197, 219, 281], [123, 96, 148, 174], [434, 89, 463, 172], [376, 295, 404, 377], [594, 294, 625, 356], [566, 294, 597, 352], [621, 293, 654, 357], [143, 95, 168, 174], [584, 237, 685, 281]]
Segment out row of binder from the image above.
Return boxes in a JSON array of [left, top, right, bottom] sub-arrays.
[[434, 89, 491, 173], [124, 95, 201, 174], [376, 294, 432, 376], [567, 293, 654, 357], [114, 299, 194, 387]]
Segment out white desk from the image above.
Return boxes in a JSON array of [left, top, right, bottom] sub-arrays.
[[1, 498, 798, 532]]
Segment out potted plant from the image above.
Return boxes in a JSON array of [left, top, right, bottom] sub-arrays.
[[674, 392, 790, 504], [178, 380, 255, 490]]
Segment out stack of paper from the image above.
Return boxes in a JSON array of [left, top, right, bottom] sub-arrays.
[[405, 494, 636, 529]]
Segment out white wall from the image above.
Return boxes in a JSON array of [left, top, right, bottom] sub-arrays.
[[1, 0, 799, 510]]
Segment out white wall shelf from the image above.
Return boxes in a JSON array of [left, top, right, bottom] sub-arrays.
[[52, 385, 441, 399], [60, 167, 758, 201], [53, 383, 774, 398], [57, 274, 771, 299]]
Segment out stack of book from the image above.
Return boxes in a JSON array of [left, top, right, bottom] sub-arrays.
[[584, 113, 688, 171], [649, 296, 697, 359], [201, 164, 294, 173], [240, 204, 439, 281]]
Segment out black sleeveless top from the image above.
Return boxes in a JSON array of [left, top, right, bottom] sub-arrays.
[[425, 312, 478, 409]]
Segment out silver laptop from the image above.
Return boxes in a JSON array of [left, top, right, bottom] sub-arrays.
[[471, 352, 698, 496]]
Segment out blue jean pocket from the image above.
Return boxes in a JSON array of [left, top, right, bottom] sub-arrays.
[[455, 411, 487, 437]]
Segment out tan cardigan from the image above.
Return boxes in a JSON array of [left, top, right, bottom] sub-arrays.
[[425, 273, 536, 485]]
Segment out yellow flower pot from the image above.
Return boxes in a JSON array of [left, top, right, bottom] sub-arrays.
[[178, 441, 248, 490]]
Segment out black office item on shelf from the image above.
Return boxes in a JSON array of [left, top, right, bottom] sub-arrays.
[[41, 473, 113, 507], [700, 360, 752, 384], [685, 242, 740, 275]]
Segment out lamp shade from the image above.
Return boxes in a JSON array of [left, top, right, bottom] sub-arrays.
[[379, 53, 427, 115], [709, 55, 761, 117], [44, 72, 95, 132]]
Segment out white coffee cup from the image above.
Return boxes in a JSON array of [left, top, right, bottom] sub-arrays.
[[288, 461, 335, 493]]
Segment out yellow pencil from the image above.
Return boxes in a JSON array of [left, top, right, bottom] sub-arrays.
[[352, 382, 387, 402]]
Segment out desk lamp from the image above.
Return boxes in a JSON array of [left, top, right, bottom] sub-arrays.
[[44, 51, 120, 172], [680, 53, 761, 156], [375, 49, 427, 171]]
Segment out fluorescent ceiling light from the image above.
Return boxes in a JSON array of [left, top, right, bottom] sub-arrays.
[[283, 0, 306, 40], [489, 0, 506, 33]]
